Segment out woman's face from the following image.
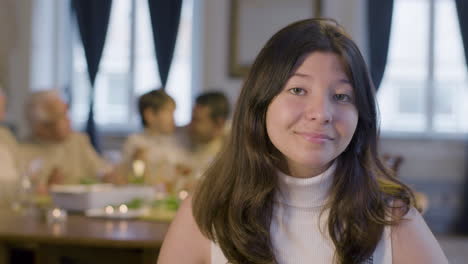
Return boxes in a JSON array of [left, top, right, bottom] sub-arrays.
[[266, 52, 358, 178]]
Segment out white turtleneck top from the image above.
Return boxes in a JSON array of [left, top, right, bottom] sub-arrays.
[[211, 164, 392, 264]]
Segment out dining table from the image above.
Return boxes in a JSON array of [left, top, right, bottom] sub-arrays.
[[0, 209, 171, 264]]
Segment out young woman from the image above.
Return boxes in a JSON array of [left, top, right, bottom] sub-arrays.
[[157, 19, 448, 264]]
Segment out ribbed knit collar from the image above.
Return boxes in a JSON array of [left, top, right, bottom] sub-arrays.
[[275, 163, 336, 208]]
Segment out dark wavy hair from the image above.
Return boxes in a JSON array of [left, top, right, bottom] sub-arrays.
[[193, 18, 414, 264], [195, 91, 231, 122]]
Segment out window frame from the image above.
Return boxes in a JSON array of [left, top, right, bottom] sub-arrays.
[[69, 0, 197, 134], [379, 0, 468, 139]]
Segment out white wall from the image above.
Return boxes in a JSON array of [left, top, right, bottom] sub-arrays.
[[30, 0, 71, 91], [381, 138, 467, 182], [0, 0, 17, 91], [201, 0, 368, 108], [323, 0, 368, 59], [2, 0, 33, 137], [201, 0, 243, 105], [380, 137, 468, 233]]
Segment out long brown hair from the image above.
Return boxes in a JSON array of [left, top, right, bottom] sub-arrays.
[[193, 18, 414, 264]]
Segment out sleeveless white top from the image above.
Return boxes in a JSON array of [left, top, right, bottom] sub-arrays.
[[211, 164, 392, 264]]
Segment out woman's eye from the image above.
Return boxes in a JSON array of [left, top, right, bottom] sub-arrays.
[[289, 88, 305, 95], [333, 94, 352, 102]]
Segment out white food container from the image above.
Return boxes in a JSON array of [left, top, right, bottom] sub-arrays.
[[50, 184, 154, 211]]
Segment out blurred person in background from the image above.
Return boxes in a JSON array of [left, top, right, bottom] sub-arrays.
[[176, 91, 231, 188], [120, 89, 187, 190], [0, 87, 18, 159], [20, 90, 115, 194], [0, 87, 19, 208]]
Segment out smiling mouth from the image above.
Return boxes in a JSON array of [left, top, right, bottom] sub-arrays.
[[295, 132, 334, 143]]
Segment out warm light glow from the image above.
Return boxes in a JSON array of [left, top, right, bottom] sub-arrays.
[[179, 190, 188, 200], [119, 221, 128, 232], [132, 160, 145, 177], [105, 205, 114, 214], [52, 208, 61, 218], [119, 204, 128, 214], [105, 221, 114, 233], [51, 223, 63, 235]]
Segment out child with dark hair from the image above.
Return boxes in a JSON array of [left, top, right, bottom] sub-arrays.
[[121, 89, 187, 189], [158, 19, 447, 264]]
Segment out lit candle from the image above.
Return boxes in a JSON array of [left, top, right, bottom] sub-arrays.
[[119, 204, 128, 214], [178, 190, 188, 200], [52, 208, 62, 218], [132, 160, 146, 178], [105, 205, 114, 214], [47, 207, 67, 223]]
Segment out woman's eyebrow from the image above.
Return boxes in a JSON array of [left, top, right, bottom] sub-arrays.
[[338, 79, 351, 84], [291, 72, 311, 78]]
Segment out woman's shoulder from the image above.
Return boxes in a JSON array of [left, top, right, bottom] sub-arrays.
[[157, 196, 211, 264], [390, 201, 448, 264]]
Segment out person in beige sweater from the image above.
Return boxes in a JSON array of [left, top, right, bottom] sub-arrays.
[[176, 91, 231, 182], [0, 88, 19, 208], [20, 90, 113, 193]]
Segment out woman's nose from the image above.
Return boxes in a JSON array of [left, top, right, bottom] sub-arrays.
[[303, 96, 333, 124]]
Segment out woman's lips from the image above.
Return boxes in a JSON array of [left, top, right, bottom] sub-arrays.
[[295, 132, 334, 143]]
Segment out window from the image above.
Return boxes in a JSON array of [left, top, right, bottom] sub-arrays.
[[378, 0, 468, 135], [71, 0, 193, 131]]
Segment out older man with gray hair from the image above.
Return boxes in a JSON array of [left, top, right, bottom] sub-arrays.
[[21, 90, 114, 193], [0, 87, 19, 207]]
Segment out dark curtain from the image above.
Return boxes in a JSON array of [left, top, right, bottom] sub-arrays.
[[147, 0, 183, 88], [367, 0, 394, 91], [454, 0, 468, 234], [456, 0, 468, 65], [72, 0, 112, 153]]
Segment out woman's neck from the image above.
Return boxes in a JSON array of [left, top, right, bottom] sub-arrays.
[[285, 161, 334, 179]]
